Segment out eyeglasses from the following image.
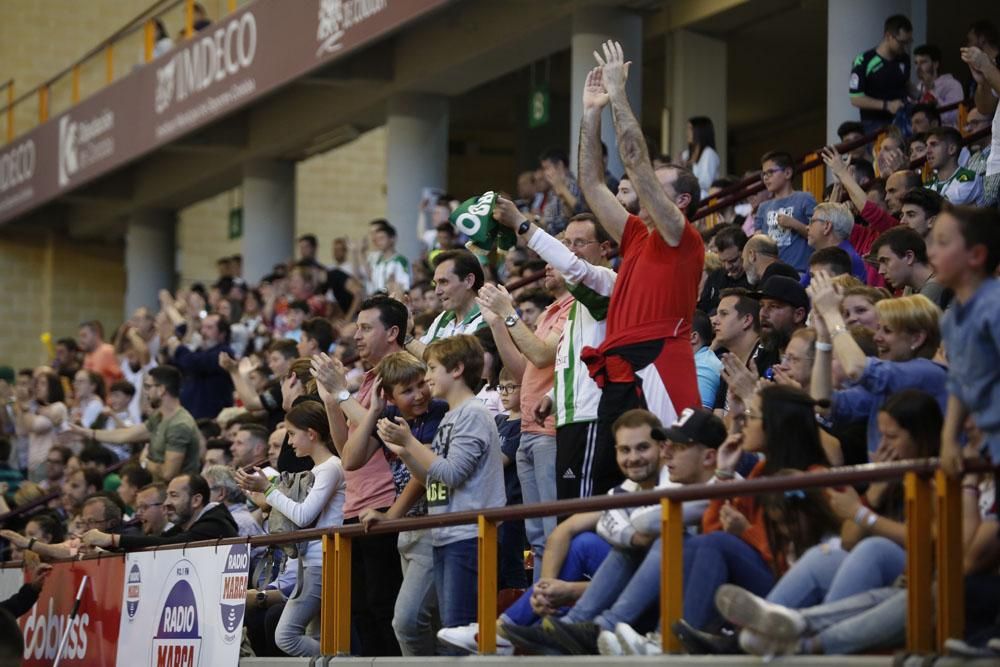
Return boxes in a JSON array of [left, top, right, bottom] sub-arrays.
[[760, 167, 786, 180], [81, 518, 108, 528], [135, 502, 163, 513], [780, 353, 810, 365], [743, 407, 762, 421], [561, 239, 598, 250], [497, 384, 521, 394]]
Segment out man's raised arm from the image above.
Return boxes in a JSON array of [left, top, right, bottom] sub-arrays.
[[598, 41, 686, 247], [578, 67, 629, 242]]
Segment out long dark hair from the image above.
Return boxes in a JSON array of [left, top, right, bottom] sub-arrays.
[[759, 385, 829, 475], [875, 390, 943, 519], [286, 401, 333, 452], [761, 470, 841, 575], [688, 116, 716, 160], [35, 371, 65, 406]]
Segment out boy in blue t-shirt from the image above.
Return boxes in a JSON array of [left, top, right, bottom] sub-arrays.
[[932, 206, 1000, 476], [496, 367, 528, 589], [755, 150, 816, 276]]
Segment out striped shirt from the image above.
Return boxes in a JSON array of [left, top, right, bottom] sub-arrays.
[[420, 304, 487, 343], [368, 252, 411, 293], [528, 230, 616, 427]]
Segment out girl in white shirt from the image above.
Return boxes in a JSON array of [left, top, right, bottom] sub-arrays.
[[682, 116, 721, 199], [237, 401, 346, 657]]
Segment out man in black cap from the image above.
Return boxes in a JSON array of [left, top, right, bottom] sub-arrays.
[[501, 408, 727, 655], [755, 275, 809, 375]]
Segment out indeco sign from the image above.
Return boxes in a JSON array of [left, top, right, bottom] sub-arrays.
[[0, 0, 449, 226]]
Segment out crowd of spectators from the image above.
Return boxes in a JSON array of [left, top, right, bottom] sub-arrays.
[[0, 13, 999, 661]]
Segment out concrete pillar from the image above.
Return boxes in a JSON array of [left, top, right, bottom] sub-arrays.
[[125, 209, 175, 317], [386, 94, 449, 262], [570, 8, 643, 180], [664, 30, 727, 172], [826, 0, 927, 145], [241, 159, 295, 284]]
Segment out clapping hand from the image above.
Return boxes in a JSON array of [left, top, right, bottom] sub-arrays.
[[805, 270, 843, 322], [716, 433, 744, 475], [721, 353, 757, 403], [821, 145, 850, 180], [234, 466, 270, 493], [376, 417, 413, 455], [476, 283, 516, 319], [311, 353, 347, 395]]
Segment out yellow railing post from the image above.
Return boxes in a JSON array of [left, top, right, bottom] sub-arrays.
[[477, 515, 498, 654], [105, 43, 114, 84], [935, 470, 964, 650], [659, 498, 684, 653], [144, 20, 156, 63], [5, 82, 13, 142], [320, 533, 352, 655], [905, 471, 933, 653], [958, 103, 969, 134], [185, 0, 195, 39], [72, 66, 80, 104], [38, 85, 48, 123], [228, 0, 237, 12], [801, 154, 825, 202]]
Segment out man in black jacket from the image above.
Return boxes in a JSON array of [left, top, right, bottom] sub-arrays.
[[81, 473, 237, 549]]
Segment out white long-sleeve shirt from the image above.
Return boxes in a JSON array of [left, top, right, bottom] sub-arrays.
[[266, 456, 346, 566]]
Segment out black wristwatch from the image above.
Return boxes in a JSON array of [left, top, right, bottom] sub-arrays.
[[256, 590, 268, 608], [517, 220, 531, 235]]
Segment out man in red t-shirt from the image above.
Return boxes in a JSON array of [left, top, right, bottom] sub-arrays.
[[579, 41, 704, 430]]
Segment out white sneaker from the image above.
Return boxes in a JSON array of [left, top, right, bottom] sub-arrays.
[[437, 623, 514, 655], [738, 628, 799, 657], [615, 622, 662, 655], [597, 630, 624, 656], [715, 584, 806, 640]]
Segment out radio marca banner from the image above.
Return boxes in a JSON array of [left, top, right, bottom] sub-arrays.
[[116, 543, 250, 667], [19, 557, 124, 666]]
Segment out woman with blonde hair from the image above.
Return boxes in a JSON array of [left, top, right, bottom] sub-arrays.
[[839, 284, 892, 332], [808, 272, 947, 455]]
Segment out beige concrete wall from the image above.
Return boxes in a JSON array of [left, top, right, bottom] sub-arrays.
[[175, 126, 389, 287], [0, 232, 125, 369]]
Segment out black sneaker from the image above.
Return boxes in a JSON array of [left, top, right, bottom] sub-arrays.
[[541, 617, 601, 655], [671, 618, 740, 655], [498, 622, 568, 655]]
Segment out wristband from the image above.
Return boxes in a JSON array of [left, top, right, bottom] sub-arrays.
[[815, 341, 832, 352], [865, 511, 878, 528], [714, 469, 735, 480], [962, 485, 981, 495], [26, 537, 36, 551], [853, 506, 870, 526], [404, 334, 414, 346]]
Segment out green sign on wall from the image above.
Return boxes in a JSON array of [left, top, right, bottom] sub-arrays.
[[228, 208, 243, 240], [528, 85, 550, 128]]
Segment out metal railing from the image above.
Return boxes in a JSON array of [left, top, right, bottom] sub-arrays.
[[0, 0, 239, 142], [4, 458, 991, 656]]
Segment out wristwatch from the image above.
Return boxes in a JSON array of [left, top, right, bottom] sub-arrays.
[[517, 220, 531, 236], [256, 590, 268, 609], [504, 313, 519, 328], [335, 389, 351, 404]]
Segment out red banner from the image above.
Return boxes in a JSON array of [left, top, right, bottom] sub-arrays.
[[19, 556, 124, 666]]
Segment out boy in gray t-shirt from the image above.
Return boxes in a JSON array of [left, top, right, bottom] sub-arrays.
[[378, 334, 505, 638]]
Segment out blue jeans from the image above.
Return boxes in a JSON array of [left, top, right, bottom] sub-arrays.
[[683, 532, 775, 630], [516, 433, 558, 579], [563, 544, 649, 625], [594, 537, 669, 632], [393, 529, 437, 656], [767, 542, 848, 608], [800, 586, 905, 654], [501, 531, 611, 627], [824, 536, 905, 603], [274, 565, 323, 656], [434, 538, 478, 629]]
